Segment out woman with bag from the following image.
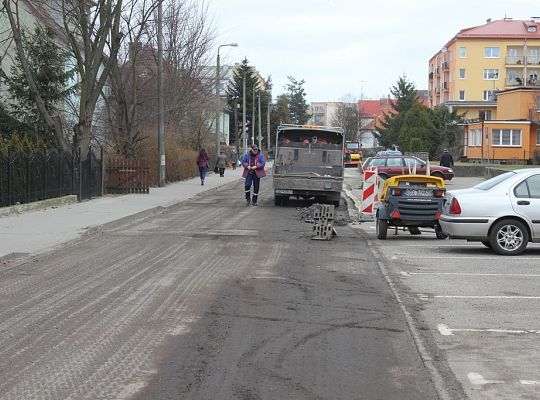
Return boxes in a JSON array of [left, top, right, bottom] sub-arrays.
[[216, 151, 227, 177], [196, 148, 209, 185]]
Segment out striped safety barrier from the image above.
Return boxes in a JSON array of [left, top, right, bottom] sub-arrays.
[[361, 166, 379, 215]]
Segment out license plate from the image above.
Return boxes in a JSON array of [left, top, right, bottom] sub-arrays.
[[404, 189, 432, 197], [275, 189, 293, 194]]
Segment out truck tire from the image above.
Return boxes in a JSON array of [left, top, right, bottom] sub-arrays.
[[274, 196, 283, 206]]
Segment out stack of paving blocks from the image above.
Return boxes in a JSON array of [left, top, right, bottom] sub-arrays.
[[312, 204, 337, 240]]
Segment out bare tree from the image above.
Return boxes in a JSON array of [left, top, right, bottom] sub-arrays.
[[332, 94, 359, 142], [106, 0, 216, 156]]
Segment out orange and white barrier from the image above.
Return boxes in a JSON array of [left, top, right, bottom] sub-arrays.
[[360, 166, 379, 216]]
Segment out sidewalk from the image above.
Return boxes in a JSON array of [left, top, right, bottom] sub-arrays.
[[0, 167, 245, 260]]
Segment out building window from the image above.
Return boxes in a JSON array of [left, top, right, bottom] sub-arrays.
[[468, 130, 475, 146], [459, 90, 465, 101], [492, 129, 522, 146], [479, 109, 492, 120], [459, 69, 466, 79], [475, 129, 482, 146], [484, 47, 500, 58], [483, 91, 494, 101], [537, 129, 540, 145], [459, 47, 466, 58], [483, 69, 499, 80]]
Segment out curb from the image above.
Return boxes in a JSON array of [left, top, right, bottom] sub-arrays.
[[0, 195, 78, 218]]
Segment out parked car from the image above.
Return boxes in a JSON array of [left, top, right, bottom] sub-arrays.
[[439, 169, 540, 255], [362, 155, 454, 180]]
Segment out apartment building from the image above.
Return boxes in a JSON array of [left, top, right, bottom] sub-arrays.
[[428, 18, 540, 120], [308, 102, 342, 126]]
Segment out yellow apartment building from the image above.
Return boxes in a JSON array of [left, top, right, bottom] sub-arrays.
[[428, 18, 540, 120], [464, 88, 540, 163]]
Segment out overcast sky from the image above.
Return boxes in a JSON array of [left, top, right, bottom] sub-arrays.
[[208, 0, 537, 102]]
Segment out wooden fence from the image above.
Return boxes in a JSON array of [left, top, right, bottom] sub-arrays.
[[105, 158, 149, 194]]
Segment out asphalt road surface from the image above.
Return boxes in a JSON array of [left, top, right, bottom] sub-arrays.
[[0, 176, 464, 400]]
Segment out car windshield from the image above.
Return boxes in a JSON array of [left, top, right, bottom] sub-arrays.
[[473, 171, 515, 190]]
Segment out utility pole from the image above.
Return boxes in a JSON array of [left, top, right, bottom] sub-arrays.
[[251, 86, 256, 145], [215, 43, 238, 161], [157, 0, 165, 187], [234, 97, 239, 155], [267, 92, 271, 153], [257, 93, 262, 149], [242, 72, 247, 152]]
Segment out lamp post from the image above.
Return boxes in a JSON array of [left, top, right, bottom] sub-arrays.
[[233, 96, 239, 155], [215, 43, 238, 160]]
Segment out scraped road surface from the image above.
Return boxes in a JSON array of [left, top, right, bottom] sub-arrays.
[[0, 178, 461, 399]]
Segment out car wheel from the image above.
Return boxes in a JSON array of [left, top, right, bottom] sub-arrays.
[[376, 212, 388, 240], [489, 219, 529, 255], [481, 241, 492, 248], [435, 223, 447, 239], [432, 172, 443, 179], [378, 173, 388, 180]]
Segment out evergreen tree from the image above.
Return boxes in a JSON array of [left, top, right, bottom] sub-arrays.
[[375, 76, 418, 149], [4, 24, 76, 147], [430, 105, 465, 155], [400, 102, 438, 156], [226, 58, 271, 147], [285, 76, 310, 124]]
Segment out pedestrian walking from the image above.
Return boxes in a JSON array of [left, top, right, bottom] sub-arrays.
[[196, 148, 209, 185], [216, 151, 227, 177], [230, 148, 238, 170], [242, 144, 266, 206], [440, 148, 454, 168]]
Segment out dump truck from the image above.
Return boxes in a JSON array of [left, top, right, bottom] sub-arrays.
[[273, 124, 344, 206]]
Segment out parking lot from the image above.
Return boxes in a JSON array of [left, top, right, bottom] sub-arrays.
[[352, 175, 540, 399]]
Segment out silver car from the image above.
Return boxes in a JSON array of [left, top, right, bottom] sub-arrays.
[[440, 169, 540, 255]]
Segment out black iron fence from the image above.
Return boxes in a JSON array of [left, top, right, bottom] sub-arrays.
[[0, 146, 103, 208]]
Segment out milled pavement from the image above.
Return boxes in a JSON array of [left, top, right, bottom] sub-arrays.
[[0, 167, 250, 260]]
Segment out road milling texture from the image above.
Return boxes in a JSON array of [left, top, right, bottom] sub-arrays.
[[1, 174, 452, 399]]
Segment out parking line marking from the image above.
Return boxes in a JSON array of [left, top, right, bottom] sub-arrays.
[[437, 324, 540, 336], [467, 372, 505, 385], [520, 380, 540, 385], [407, 272, 540, 277], [433, 295, 540, 299], [392, 255, 540, 260]]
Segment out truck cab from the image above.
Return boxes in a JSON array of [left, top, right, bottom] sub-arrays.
[[273, 124, 344, 206]]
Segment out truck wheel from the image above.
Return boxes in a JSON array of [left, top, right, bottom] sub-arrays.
[[376, 212, 388, 240], [435, 223, 447, 239], [408, 226, 422, 235], [274, 196, 283, 206]]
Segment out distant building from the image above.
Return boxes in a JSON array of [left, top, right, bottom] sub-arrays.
[[307, 102, 341, 126], [358, 98, 394, 149], [429, 17, 540, 120]]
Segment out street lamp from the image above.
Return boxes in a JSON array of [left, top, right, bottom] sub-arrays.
[[215, 43, 238, 160]]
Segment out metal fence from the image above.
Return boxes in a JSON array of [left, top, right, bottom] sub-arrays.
[[0, 146, 103, 208]]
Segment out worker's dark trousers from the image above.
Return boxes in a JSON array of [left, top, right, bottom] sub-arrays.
[[245, 173, 260, 204]]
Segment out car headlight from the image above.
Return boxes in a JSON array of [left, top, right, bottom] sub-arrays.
[[447, 169, 453, 173]]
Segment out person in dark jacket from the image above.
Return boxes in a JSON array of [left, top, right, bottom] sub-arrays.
[[440, 149, 454, 168], [216, 151, 227, 177], [196, 148, 209, 185], [242, 144, 266, 206], [230, 148, 238, 170]]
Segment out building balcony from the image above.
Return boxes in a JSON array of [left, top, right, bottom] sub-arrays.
[[526, 56, 540, 65], [429, 72, 433, 80], [529, 109, 540, 122], [505, 56, 525, 65], [443, 82, 448, 90], [506, 76, 540, 87], [442, 61, 449, 70], [506, 77, 525, 86]]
